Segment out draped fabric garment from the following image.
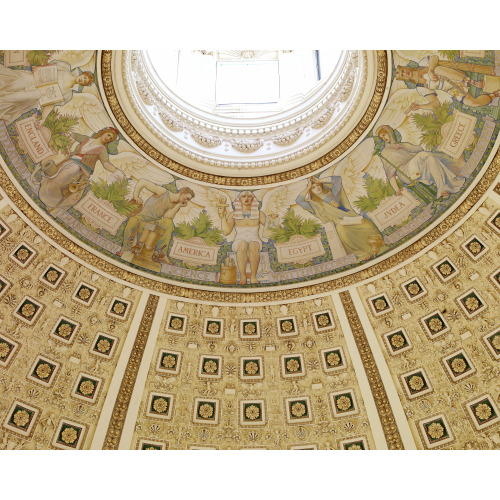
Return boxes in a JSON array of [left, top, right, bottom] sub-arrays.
[[38, 134, 110, 210], [0, 61, 77, 124], [296, 176, 385, 259], [380, 141, 465, 197]]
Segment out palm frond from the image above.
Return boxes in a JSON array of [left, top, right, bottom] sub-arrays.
[[269, 208, 321, 243], [89, 178, 140, 216], [411, 102, 453, 151], [353, 174, 395, 212], [175, 211, 224, 246], [438, 50, 460, 61], [43, 109, 79, 153], [299, 218, 322, 238], [27, 50, 55, 66]]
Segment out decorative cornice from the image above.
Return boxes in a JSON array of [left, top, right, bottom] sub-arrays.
[[123, 50, 364, 169], [339, 291, 404, 450], [103, 294, 159, 450], [101, 50, 388, 185], [0, 149, 499, 301]]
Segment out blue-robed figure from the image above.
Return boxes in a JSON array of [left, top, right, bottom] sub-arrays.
[[296, 175, 386, 260]]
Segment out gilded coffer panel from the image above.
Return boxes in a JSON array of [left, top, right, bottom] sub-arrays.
[[0, 205, 142, 449], [357, 197, 500, 449], [130, 297, 375, 450]]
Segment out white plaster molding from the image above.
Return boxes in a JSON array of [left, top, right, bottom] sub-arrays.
[[118, 295, 168, 449], [345, 289, 418, 450], [109, 50, 379, 177], [90, 291, 150, 449]]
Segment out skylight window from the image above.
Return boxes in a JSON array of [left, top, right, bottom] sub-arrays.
[[146, 50, 341, 118], [216, 60, 280, 105]]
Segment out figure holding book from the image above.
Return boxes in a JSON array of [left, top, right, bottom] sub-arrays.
[[0, 60, 93, 125], [296, 176, 385, 260]]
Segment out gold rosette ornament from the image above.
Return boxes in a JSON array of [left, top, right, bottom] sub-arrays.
[[79, 380, 95, 396], [244, 323, 256, 334], [112, 302, 126, 315], [57, 323, 72, 338], [286, 359, 300, 372], [475, 403, 492, 421], [317, 314, 330, 327], [45, 269, 59, 283], [408, 375, 424, 391], [207, 322, 220, 334], [281, 320, 293, 332], [13, 409, 30, 427], [170, 317, 183, 330], [244, 361, 259, 375], [438, 263, 452, 276], [464, 297, 480, 311], [21, 303, 36, 318], [407, 283, 421, 296], [427, 422, 444, 440], [451, 358, 467, 374], [347, 444, 362, 450], [291, 402, 306, 417], [245, 405, 261, 420], [78, 287, 91, 300], [467, 241, 482, 254], [36, 363, 52, 379], [428, 317, 443, 333], [153, 397, 169, 413], [15, 248, 30, 261], [326, 352, 340, 366], [61, 427, 78, 444], [492, 336, 500, 351], [390, 334, 405, 348], [162, 354, 176, 369], [203, 360, 218, 374], [336, 395, 352, 411], [198, 403, 214, 419], [374, 298, 387, 311], [0, 342, 10, 358], [97, 339, 111, 353]]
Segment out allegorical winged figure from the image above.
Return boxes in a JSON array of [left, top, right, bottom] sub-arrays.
[[0, 51, 96, 125], [295, 174, 386, 260], [392, 51, 500, 112], [117, 178, 195, 265]]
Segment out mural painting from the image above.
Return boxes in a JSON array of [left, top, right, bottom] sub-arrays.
[[0, 50, 499, 289]]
